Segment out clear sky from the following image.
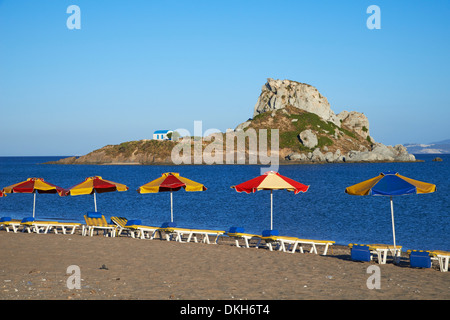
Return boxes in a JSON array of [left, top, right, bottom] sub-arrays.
[[0, 0, 449, 156]]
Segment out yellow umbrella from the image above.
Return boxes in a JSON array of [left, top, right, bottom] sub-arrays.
[[137, 172, 206, 223], [65, 176, 128, 212]]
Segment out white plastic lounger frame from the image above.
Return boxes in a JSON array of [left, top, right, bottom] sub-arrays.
[[217, 233, 259, 248], [169, 229, 225, 244], [293, 239, 335, 256], [0, 220, 22, 233]]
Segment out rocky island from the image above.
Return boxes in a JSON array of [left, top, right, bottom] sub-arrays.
[[47, 78, 416, 165]]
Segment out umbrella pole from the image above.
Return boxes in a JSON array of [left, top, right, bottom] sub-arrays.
[[33, 192, 36, 218], [170, 190, 173, 223], [390, 196, 396, 249], [270, 190, 273, 230], [94, 191, 97, 212]]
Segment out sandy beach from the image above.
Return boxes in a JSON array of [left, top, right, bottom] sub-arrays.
[[0, 230, 448, 303]]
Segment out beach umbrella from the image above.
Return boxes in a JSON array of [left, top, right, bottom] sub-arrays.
[[64, 176, 129, 212], [1, 178, 66, 218], [137, 172, 207, 223], [231, 171, 309, 230], [345, 171, 436, 250]]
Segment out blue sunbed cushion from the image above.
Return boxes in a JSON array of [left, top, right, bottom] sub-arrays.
[[351, 245, 371, 262], [228, 227, 244, 234], [161, 222, 176, 228], [262, 229, 279, 237], [410, 251, 431, 268], [126, 219, 142, 226], [21, 217, 35, 223], [87, 212, 102, 218], [0, 217, 12, 222]]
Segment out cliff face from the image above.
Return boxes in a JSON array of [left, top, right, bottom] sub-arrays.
[[49, 78, 416, 165], [254, 78, 371, 140], [254, 78, 341, 127]]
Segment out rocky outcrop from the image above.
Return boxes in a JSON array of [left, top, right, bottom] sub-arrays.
[[254, 78, 341, 126], [254, 78, 372, 141], [346, 143, 415, 162], [286, 143, 415, 163], [250, 78, 415, 163], [337, 111, 370, 141]]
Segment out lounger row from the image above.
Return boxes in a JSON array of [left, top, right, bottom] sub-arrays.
[[349, 244, 450, 272], [110, 216, 226, 244], [109, 218, 335, 255], [219, 228, 335, 255], [2, 215, 448, 271], [0, 217, 81, 234], [0, 215, 336, 255]]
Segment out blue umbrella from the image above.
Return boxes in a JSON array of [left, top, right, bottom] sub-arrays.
[[345, 171, 436, 251]]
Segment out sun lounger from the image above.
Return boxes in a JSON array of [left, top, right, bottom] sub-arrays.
[[255, 230, 335, 255], [293, 238, 335, 255], [83, 212, 116, 237], [48, 221, 82, 235], [349, 243, 402, 264], [132, 224, 160, 239], [429, 250, 450, 272], [0, 217, 22, 233], [256, 234, 299, 252], [217, 227, 260, 248], [156, 222, 192, 242], [20, 217, 59, 234], [110, 217, 138, 237], [111, 217, 159, 239], [254, 230, 285, 251], [368, 243, 402, 264], [162, 226, 226, 244], [184, 228, 226, 244]]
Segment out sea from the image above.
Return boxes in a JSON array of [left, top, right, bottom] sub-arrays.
[[0, 155, 448, 252]]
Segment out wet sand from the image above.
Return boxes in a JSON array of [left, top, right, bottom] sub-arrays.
[[0, 231, 449, 301]]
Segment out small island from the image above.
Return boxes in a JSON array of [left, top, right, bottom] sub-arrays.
[[48, 78, 416, 165]]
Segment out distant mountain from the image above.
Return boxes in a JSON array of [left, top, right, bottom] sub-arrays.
[[404, 139, 450, 154]]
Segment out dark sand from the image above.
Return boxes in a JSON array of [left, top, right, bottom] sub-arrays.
[[0, 231, 449, 301]]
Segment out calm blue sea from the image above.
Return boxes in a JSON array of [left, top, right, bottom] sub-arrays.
[[0, 155, 448, 251]]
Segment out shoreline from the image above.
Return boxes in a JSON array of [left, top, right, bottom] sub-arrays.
[[43, 159, 425, 166], [0, 231, 448, 300]]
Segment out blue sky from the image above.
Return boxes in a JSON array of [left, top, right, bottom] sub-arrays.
[[0, 0, 449, 156]]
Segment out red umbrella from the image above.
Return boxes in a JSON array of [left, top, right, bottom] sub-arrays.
[[231, 171, 309, 230], [2, 178, 66, 218]]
